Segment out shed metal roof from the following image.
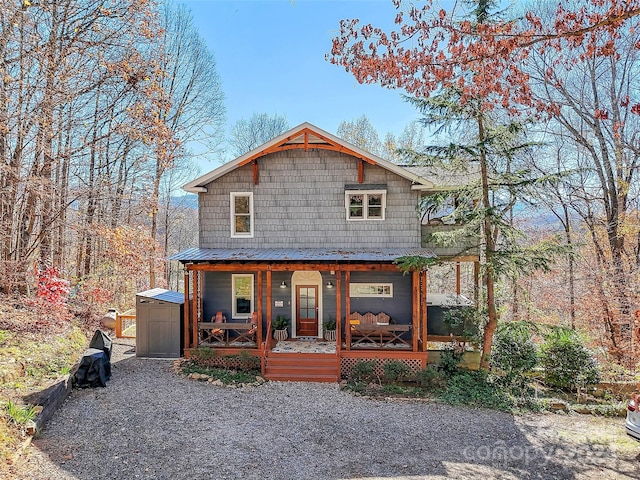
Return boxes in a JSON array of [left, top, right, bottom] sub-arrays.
[[136, 288, 185, 304], [169, 248, 436, 263]]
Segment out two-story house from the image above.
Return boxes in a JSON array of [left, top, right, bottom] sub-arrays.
[[171, 123, 479, 381]]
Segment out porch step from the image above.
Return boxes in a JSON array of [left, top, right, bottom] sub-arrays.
[[264, 352, 339, 383]]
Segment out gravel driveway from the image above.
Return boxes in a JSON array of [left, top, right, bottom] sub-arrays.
[[12, 341, 640, 479]]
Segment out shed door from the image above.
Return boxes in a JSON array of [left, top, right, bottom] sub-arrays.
[[147, 305, 179, 357], [296, 285, 318, 337]]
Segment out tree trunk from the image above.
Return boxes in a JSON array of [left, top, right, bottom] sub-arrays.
[[477, 114, 498, 370], [149, 161, 162, 289], [562, 203, 576, 329]]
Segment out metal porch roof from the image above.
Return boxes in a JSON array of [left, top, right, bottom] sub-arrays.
[[168, 247, 436, 263]]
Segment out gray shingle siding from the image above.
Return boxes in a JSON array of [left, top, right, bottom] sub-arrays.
[[199, 150, 421, 249]]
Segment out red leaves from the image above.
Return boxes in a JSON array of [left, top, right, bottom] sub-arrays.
[[29, 266, 71, 322], [35, 267, 70, 307], [594, 109, 609, 120], [632, 104, 640, 115], [328, 0, 640, 115]]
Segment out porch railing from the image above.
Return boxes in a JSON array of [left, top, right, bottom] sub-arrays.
[[263, 315, 273, 351], [261, 315, 272, 377]]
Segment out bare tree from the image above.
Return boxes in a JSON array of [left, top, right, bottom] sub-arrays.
[[0, 0, 162, 292], [146, 0, 226, 288], [159, 160, 200, 288], [526, 9, 640, 363], [383, 120, 428, 163], [336, 115, 384, 157], [0, 0, 224, 308], [229, 113, 289, 157]]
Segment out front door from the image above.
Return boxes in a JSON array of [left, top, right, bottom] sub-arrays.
[[296, 285, 318, 337]]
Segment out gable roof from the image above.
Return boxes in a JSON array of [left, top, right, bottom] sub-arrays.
[[183, 122, 436, 193]]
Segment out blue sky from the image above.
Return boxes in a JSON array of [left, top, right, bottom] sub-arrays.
[[181, 0, 422, 165]]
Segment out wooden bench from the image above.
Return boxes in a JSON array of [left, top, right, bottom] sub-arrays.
[[349, 311, 411, 348]]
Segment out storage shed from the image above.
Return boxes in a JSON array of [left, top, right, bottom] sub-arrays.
[[136, 288, 184, 358]]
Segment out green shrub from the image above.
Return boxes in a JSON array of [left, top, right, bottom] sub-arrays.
[[441, 370, 514, 411], [491, 322, 538, 384], [181, 365, 260, 385], [349, 360, 378, 383], [189, 347, 219, 367], [272, 315, 290, 330], [416, 365, 447, 389], [439, 343, 465, 376], [382, 360, 411, 382], [540, 329, 600, 391], [235, 350, 260, 372], [443, 307, 483, 341]]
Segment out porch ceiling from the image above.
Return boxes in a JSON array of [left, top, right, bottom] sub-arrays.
[[169, 247, 436, 263]]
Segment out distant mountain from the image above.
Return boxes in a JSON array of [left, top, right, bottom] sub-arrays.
[[170, 193, 198, 210]]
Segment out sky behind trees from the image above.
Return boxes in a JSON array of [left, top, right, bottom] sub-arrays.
[[182, 0, 425, 165]]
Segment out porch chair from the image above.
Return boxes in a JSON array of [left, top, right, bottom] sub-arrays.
[[234, 311, 258, 343], [201, 311, 225, 343]]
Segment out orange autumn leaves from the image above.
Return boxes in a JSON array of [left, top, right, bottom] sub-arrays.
[[329, 0, 640, 116]]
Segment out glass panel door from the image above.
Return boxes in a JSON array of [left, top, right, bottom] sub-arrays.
[[296, 285, 318, 337]]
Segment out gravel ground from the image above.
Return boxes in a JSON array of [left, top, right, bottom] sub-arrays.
[[11, 341, 640, 480]]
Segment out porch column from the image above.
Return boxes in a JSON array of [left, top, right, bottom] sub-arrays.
[[257, 271, 263, 351], [345, 270, 351, 351], [198, 269, 204, 326], [335, 271, 341, 353], [192, 268, 199, 348], [412, 270, 419, 352], [183, 266, 190, 350], [266, 269, 272, 346], [456, 262, 461, 296], [421, 269, 428, 352]]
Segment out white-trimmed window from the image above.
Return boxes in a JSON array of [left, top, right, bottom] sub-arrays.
[[232, 274, 254, 319], [345, 190, 386, 220], [349, 283, 393, 298], [231, 192, 253, 237]]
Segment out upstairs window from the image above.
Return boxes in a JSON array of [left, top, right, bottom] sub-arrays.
[[231, 192, 253, 237], [345, 190, 386, 221]]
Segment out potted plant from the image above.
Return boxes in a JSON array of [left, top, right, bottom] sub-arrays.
[[272, 315, 290, 341], [323, 318, 337, 342]]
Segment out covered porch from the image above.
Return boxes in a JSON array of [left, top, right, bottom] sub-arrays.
[[172, 247, 479, 381]]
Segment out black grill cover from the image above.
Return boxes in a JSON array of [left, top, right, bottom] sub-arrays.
[[73, 330, 113, 388], [89, 329, 112, 360]]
